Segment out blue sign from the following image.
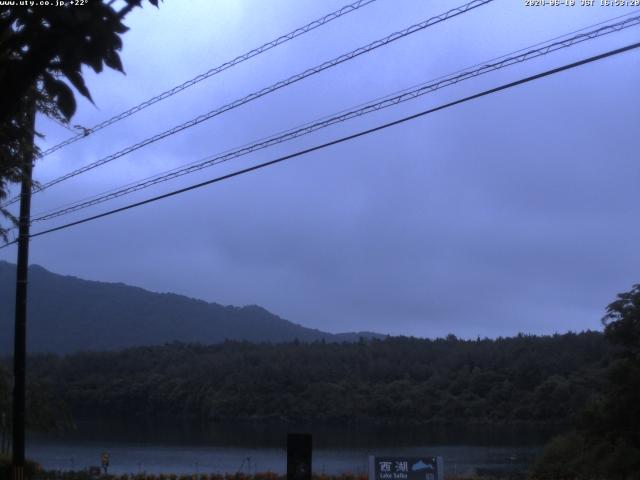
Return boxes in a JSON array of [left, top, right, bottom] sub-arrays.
[[369, 456, 443, 480]]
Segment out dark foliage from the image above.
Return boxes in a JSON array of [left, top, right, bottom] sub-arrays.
[[531, 284, 640, 480], [0, 453, 40, 479], [0, 0, 159, 124], [12, 331, 609, 426], [0, 0, 159, 238], [3, 470, 362, 480], [0, 363, 72, 455]]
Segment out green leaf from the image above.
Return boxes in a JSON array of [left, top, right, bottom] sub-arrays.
[[62, 68, 93, 104], [41, 72, 76, 119], [104, 49, 123, 73]]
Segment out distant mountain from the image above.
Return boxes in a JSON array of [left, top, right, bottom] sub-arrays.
[[0, 261, 384, 354]]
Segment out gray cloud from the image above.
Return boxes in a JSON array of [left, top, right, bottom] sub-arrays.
[[2, 0, 639, 339]]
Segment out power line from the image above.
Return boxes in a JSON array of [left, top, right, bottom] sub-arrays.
[[2, 40, 637, 249], [27, 14, 640, 224], [9, 11, 640, 231], [1, 0, 493, 208], [361, 9, 640, 108], [35, 0, 379, 159]]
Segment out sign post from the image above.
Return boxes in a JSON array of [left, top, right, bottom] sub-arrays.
[[101, 452, 110, 474], [287, 433, 312, 480]]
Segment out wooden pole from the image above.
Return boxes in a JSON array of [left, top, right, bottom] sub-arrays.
[[12, 99, 36, 480]]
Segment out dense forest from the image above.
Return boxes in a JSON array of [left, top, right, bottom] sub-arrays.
[[1, 281, 638, 480], [1, 331, 609, 427], [531, 284, 640, 479]]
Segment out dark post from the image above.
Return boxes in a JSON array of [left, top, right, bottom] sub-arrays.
[[12, 100, 36, 480], [1, 411, 6, 454], [287, 433, 312, 480]]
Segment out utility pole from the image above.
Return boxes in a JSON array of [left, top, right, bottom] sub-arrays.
[[12, 99, 36, 480]]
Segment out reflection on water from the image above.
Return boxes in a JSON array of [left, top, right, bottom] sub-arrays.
[[28, 418, 555, 476]]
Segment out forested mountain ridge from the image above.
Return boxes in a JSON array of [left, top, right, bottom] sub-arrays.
[[18, 332, 609, 426], [0, 261, 383, 354]]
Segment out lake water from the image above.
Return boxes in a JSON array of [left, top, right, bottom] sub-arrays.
[[27, 419, 554, 476]]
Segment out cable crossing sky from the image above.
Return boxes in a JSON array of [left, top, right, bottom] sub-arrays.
[[26, 14, 640, 225], [1, 0, 494, 208], [35, 0, 379, 159], [2, 40, 638, 249]]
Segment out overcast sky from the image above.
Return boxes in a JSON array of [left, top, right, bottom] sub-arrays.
[[2, 0, 639, 338]]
